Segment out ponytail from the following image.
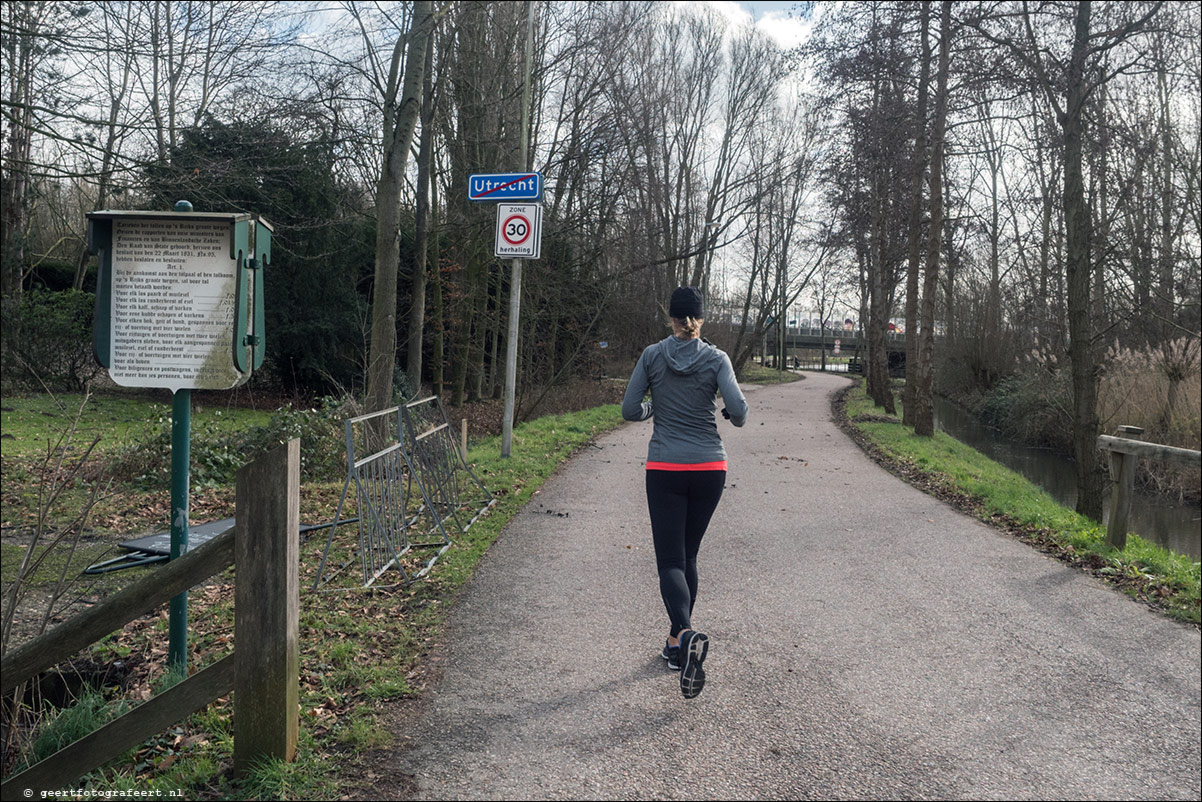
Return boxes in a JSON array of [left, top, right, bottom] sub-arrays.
[[670, 315, 702, 337]]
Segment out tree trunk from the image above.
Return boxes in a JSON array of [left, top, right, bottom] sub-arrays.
[[1039, 185, 1053, 344], [1156, 50, 1175, 341], [1064, 0, 1103, 521], [406, 35, 437, 391], [864, 63, 894, 415], [867, 178, 895, 414], [987, 140, 1002, 346], [856, 241, 870, 386], [487, 267, 502, 399], [1, 1, 37, 302], [366, 1, 434, 414], [430, 164, 444, 398], [942, 185, 957, 345], [149, 2, 167, 164], [450, 297, 469, 407], [913, 1, 950, 437], [902, 1, 931, 426], [468, 259, 487, 402], [1090, 84, 1108, 334]]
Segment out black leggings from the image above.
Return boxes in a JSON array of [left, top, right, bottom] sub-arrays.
[[645, 470, 726, 637]]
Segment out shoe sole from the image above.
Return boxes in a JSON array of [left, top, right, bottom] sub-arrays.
[[679, 632, 708, 699]]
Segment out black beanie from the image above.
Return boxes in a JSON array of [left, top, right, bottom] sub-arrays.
[[669, 286, 704, 319]]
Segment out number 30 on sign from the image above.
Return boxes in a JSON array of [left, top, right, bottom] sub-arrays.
[[495, 203, 542, 259]]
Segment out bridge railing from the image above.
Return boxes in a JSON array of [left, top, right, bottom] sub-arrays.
[[1096, 425, 1201, 550]]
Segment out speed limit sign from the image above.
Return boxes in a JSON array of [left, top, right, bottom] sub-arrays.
[[495, 203, 542, 259]]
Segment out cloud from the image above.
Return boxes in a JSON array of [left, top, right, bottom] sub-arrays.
[[754, 10, 812, 49], [695, 1, 812, 50], [703, 0, 756, 28]]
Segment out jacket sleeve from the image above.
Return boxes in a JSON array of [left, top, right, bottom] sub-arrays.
[[622, 348, 654, 421], [717, 352, 748, 426]]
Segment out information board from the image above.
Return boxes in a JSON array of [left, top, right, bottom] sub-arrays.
[[108, 218, 244, 391]]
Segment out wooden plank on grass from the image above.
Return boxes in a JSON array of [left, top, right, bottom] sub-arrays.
[[2, 528, 236, 695], [0, 654, 235, 797]]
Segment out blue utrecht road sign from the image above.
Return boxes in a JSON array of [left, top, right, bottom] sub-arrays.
[[469, 172, 543, 202]]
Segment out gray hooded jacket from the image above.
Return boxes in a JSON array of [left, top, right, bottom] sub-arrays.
[[622, 335, 748, 464]]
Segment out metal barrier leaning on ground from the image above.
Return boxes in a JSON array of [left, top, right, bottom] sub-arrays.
[[312, 407, 449, 590], [401, 395, 496, 534], [312, 400, 495, 591]]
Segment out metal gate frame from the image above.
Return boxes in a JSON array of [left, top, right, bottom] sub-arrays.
[[312, 407, 451, 591], [401, 395, 496, 535], [312, 400, 495, 591]]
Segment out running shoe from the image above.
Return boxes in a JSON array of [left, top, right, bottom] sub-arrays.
[[661, 640, 681, 671], [678, 629, 709, 699]]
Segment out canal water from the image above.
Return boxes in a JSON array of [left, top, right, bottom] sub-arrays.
[[932, 397, 1201, 561]]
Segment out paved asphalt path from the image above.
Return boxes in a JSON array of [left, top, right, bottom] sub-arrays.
[[383, 372, 1201, 800]]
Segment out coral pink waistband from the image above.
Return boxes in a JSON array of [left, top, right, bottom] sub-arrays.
[[645, 461, 728, 472]]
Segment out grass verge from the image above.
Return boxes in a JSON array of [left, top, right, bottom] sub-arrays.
[[2, 403, 626, 800], [835, 381, 1200, 626], [1, 392, 273, 459], [737, 364, 804, 384]]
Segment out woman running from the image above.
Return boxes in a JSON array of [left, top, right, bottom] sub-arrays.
[[621, 286, 748, 699]]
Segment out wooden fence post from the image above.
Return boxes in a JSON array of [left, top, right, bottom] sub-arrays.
[[234, 439, 300, 775], [1106, 449, 1136, 551], [1104, 425, 1142, 551], [1097, 428, 1200, 552]]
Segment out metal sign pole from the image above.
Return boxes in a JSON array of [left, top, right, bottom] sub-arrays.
[[502, 257, 522, 457], [168, 198, 192, 674], [168, 387, 190, 673], [501, 0, 536, 458]]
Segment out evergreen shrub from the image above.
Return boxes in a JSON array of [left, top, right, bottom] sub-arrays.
[[110, 397, 353, 488], [1, 289, 103, 392]]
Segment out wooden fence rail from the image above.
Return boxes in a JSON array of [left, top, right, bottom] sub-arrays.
[[2, 657, 237, 796], [0, 439, 299, 796], [1096, 426, 1202, 550], [0, 528, 236, 697]]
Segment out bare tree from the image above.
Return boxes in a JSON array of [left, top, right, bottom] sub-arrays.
[[133, 1, 289, 164], [365, 0, 434, 414], [912, 1, 951, 437], [966, 0, 1165, 520], [405, 19, 440, 391], [1, 0, 82, 301], [811, 3, 914, 413], [70, 1, 137, 289], [902, 1, 931, 425]]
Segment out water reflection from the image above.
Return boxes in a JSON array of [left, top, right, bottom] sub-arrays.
[[932, 397, 1201, 561]]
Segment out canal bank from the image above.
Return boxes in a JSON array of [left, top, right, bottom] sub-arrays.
[[933, 397, 1201, 561], [834, 381, 1200, 625]]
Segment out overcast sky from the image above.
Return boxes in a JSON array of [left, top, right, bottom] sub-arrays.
[[709, 1, 814, 49]]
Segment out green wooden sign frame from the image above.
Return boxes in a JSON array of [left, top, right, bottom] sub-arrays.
[[87, 209, 271, 380]]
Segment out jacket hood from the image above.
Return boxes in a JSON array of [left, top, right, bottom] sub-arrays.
[[661, 335, 718, 375]]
